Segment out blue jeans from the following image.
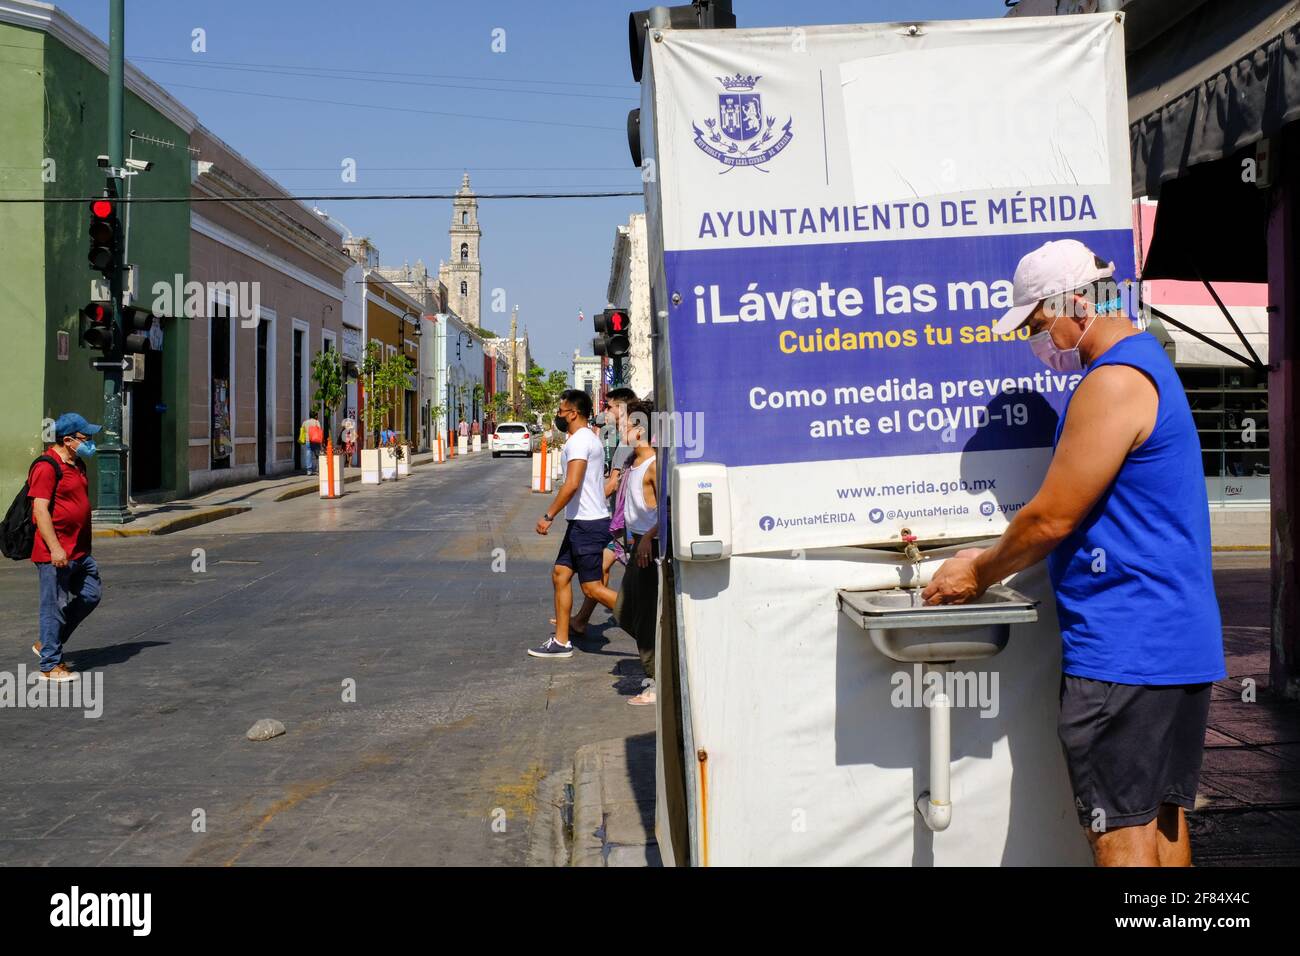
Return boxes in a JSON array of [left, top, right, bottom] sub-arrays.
[[37, 555, 102, 671], [304, 442, 318, 473]]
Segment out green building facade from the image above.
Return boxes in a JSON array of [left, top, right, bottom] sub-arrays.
[[1, 4, 195, 509]]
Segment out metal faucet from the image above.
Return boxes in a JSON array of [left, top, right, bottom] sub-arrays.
[[901, 528, 922, 572]]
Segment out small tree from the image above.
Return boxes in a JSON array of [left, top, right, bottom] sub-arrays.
[[310, 348, 345, 437], [360, 342, 388, 444], [427, 402, 446, 439], [378, 351, 415, 443], [360, 345, 415, 445], [523, 362, 549, 416], [490, 390, 510, 421], [454, 383, 468, 422], [545, 370, 569, 410]]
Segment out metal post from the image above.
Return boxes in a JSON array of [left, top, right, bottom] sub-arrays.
[[94, 0, 129, 524], [1268, 126, 1299, 701]]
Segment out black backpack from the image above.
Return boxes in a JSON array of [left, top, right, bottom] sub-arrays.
[[1, 455, 62, 560]]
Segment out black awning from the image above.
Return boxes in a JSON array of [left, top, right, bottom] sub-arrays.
[[1140, 146, 1270, 281], [1129, 0, 1300, 198]]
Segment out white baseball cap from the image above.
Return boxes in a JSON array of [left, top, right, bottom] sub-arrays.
[[993, 239, 1116, 335]]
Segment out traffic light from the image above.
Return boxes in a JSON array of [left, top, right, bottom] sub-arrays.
[[122, 305, 154, 354], [79, 301, 116, 353], [593, 308, 631, 358], [627, 2, 735, 165], [87, 198, 119, 279], [628, 2, 734, 81]]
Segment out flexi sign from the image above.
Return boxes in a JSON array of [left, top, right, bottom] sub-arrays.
[[643, 13, 1135, 554]]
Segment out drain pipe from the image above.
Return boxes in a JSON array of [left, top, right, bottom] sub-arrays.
[[915, 662, 952, 831]]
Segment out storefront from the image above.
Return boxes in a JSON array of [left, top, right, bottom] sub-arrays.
[[341, 324, 363, 465], [1120, 0, 1298, 698], [1135, 201, 1271, 512]]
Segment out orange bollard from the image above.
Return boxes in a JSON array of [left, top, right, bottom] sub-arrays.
[[325, 437, 335, 497], [539, 435, 548, 493]]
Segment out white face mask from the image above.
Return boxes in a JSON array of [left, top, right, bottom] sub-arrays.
[[1029, 311, 1094, 372]]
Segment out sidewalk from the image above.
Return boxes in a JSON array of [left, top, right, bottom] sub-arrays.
[[94, 450, 441, 537], [550, 551, 1300, 866], [527, 631, 663, 868], [548, 732, 660, 867], [1188, 552, 1300, 865]]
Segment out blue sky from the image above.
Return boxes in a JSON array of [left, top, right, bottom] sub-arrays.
[[55, 0, 1006, 373]]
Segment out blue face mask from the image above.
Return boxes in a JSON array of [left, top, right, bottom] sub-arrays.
[[73, 439, 96, 460]]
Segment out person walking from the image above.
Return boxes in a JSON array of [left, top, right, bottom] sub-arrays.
[[28, 413, 103, 682], [614, 400, 659, 705], [923, 239, 1226, 867], [340, 417, 357, 467], [301, 415, 323, 476], [529, 390, 616, 659], [560, 388, 639, 638]]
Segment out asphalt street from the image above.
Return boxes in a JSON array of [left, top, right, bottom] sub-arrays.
[[0, 453, 654, 865]]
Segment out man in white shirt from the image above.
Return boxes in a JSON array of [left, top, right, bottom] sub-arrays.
[[529, 390, 616, 659]]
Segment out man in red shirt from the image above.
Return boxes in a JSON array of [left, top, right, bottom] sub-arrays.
[[30, 413, 103, 682]]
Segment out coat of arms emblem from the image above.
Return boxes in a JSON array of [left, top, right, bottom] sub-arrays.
[[693, 73, 794, 170]]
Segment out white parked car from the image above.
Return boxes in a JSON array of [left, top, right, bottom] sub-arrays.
[[490, 422, 532, 457]]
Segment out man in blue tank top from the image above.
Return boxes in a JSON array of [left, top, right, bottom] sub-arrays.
[[923, 239, 1226, 867]]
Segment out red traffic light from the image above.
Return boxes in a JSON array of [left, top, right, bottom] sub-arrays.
[[87, 200, 119, 275], [80, 301, 115, 352], [593, 308, 630, 334], [593, 308, 631, 357]]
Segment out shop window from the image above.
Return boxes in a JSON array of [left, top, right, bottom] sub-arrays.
[[1178, 365, 1269, 505]]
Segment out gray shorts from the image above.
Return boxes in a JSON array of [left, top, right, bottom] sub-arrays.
[[1058, 675, 1212, 830]]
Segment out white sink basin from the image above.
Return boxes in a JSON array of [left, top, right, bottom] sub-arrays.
[[837, 585, 1038, 662]]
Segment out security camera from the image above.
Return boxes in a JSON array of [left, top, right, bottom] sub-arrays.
[[97, 155, 110, 168], [124, 158, 153, 172]]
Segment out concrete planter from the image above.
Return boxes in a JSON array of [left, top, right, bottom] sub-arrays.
[[360, 449, 383, 484], [318, 455, 346, 498], [380, 447, 399, 480], [457, 436, 469, 456], [471, 435, 482, 453], [397, 446, 411, 476]]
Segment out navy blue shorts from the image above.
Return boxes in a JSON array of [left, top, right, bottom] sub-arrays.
[[555, 518, 611, 584]]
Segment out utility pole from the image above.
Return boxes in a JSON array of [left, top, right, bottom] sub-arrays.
[[94, 0, 129, 524], [508, 306, 519, 416]]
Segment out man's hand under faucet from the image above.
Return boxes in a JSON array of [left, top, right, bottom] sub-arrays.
[[922, 548, 988, 605]]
